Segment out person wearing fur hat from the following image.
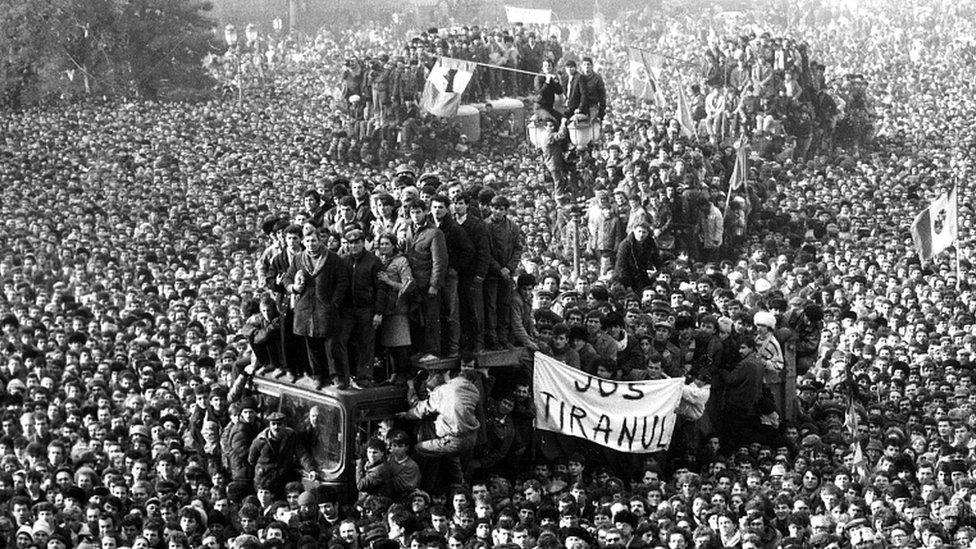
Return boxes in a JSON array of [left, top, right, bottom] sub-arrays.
[[754, 309, 785, 421]]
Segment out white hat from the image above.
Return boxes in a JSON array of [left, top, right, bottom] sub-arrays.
[[754, 311, 776, 329], [755, 279, 772, 293]]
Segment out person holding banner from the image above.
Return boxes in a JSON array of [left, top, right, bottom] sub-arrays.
[[401, 369, 480, 490]]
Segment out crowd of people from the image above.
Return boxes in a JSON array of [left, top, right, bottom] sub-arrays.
[[2, 0, 976, 548]]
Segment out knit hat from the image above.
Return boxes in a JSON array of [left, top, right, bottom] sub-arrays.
[[754, 310, 776, 329]]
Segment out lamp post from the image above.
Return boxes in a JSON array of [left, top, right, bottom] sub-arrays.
[[568, 208, 581, 279], [526, 116, 552, 150], [565, 115, 602, 148], [223, 24, 242, 106]]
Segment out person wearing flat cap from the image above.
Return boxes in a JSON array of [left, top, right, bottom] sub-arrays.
[[226, 396, 261, 490], [753, 310, 785, 416], [337, 228, 382, 389], [248, 410, 315, 498]]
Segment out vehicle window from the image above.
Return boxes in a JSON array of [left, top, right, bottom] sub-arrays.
[[355, 419, 387, 459], [261, 393, 344, 475]]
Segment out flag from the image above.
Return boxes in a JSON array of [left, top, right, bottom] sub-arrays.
[[850, 441, 872, 481], [419, 57, 476, 118], [844, 399, 859, 438], [725, 136, 748, 210], [911, 186, 958, 261], [593, 11, 606, 38], [675, 78, 695, 139], [627, 48, 665, 105], [730, 135, 748, 190]]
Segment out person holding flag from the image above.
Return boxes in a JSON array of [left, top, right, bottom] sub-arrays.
[[676, 78, 697, 139], [723, 136, 751, 258], [419, 57, 477, 118], [911, 185, 959, 263], [532, 58, 563, 122]]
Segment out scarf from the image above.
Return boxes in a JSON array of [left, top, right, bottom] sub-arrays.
[[300, 244, 328, 279]]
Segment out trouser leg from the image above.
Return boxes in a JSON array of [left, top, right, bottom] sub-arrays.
[[484, 278, 499, 346], [304, 336, 329, 378], [442, 270, 460, 356], [495, 277, 513, 345], [351, 307, 375, 381], [423, 290, 442, 356], [459, 276, 484, 352]]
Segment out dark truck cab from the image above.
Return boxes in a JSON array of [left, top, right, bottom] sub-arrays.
[[249, 348, 521, 502]]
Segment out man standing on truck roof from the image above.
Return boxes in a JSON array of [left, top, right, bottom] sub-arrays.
[[400, 369, 480, 491]]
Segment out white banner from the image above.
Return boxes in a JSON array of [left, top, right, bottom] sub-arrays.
[[505, 6, 553, 24], [533, 354, 684, 453]]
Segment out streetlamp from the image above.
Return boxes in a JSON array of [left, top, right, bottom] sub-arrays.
[[526, 115, 552, 150], [565, 114, 602, 148], [223, 25, 243, 106]]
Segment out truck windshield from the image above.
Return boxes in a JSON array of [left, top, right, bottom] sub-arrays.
[[271, 393, 344, 476]]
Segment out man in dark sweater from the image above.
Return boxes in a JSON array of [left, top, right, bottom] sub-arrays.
[[453, 192, 491, 353], [338, 229, 382, 387], [717, 336, 765, 451], [430, 194, 474, 357]]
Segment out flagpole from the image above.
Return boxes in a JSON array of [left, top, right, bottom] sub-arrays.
[[725, 135, 744, 212], [956, 183, 962, 292], [440, 55, 546, 77], [626, 44, 697, 66]]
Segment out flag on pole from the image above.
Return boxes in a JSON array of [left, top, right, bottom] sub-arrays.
[[593, 0, 606, 36], [843, 394, 872, 479], [844, 399, 859, 438], [911, 186, 958, 261], [419, 57, 476, 118], [707, 26, 719, 48], [849, 441, 872, 480], [626, 48, 665, 104], [730, 135, 748, 190], [593, 11, 606, 38], [675, 78, 696, 139], [725, 135, 748, 210]]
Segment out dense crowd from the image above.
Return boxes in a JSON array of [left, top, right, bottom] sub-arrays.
[[2, 0, 976, 548]]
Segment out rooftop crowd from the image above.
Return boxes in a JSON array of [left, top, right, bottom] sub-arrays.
[[2, 0, 976, 547]]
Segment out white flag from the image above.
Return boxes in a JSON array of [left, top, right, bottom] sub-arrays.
[[911, 186, 958, 261], [419, 57, 476, 118]]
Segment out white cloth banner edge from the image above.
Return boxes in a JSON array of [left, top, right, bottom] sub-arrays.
[[533, 353, 684, 453]]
